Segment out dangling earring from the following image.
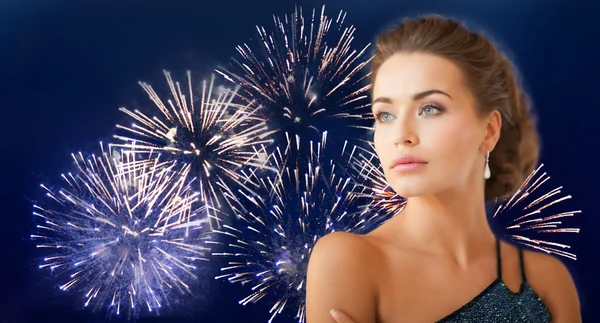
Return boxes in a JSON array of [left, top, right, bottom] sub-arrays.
[[484, 149, 491, 179]]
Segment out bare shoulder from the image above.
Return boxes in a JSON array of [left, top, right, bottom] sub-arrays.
[[306, 231, 379, 323], [522, 249, 581, 322], [307, 231, 380, 286], [310, 231, 377, 264], [522, 249, 578, 295]]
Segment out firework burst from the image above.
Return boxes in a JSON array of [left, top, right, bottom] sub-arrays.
[[490, 163, 581, 260], [217, 5, 374, 143], [31, 143, 211, 318], [112, 70, 273, 229], [209, 133, 390, 323]]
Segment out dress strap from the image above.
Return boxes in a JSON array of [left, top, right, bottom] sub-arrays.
[[495, 239, 502, 279], [518, 248, 527, 283]]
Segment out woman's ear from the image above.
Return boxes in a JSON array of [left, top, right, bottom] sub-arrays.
[[481, 109, 502, 152]]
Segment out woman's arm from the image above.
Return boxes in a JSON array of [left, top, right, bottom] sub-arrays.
[[305, 232, 378, 323]]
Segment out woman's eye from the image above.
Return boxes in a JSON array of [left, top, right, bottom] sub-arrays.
[[376, 112, 392, 122], [420, 105, 441, 116]]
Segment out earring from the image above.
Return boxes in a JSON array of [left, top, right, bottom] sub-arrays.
[[484, 149, 491, 179]]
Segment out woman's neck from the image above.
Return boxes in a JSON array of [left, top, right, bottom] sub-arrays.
[[389, 185, 496, 269]]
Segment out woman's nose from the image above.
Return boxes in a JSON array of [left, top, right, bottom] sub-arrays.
[[393, 118, 419, 146]]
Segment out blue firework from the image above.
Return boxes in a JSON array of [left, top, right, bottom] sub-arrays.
[[31, 143, 211, 319], [217, 6, 374, 144], [209, 132, 390, 323], [112, 70, 273, 229]]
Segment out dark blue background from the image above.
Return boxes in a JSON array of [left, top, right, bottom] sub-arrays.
[[2, 0, 598, 322]]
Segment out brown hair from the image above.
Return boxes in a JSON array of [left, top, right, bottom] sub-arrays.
[[371, 14, 540, 202]]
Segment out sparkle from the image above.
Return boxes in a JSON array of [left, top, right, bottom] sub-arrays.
[[491, 163, 581, 260]]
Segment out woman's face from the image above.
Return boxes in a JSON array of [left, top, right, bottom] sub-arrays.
[[372, 52, 488, 199]]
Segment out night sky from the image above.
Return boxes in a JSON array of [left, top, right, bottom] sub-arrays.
[[2, 0, 599, 322]]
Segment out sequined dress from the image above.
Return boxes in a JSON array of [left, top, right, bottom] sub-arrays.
[[436, 240, 552, 322]]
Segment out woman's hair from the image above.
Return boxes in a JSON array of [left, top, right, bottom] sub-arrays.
[[371, 14, 540, 202]]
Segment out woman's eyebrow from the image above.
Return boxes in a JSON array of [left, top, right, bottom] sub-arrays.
[[372, 89, 453, 105]]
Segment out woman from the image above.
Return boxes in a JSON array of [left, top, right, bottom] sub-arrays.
[[305, 14, 581, 323]]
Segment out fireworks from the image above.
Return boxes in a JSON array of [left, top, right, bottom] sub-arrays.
[[112, 70, 273, 229], [345, 142, 406, 219], [216, 5, 374, 143], [490, 163, 581, 260], [209, 133, 390, 323], [31, 143, 211, 318]]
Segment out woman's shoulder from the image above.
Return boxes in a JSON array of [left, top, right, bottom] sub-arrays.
[[501, 239, 575, 284], [521, 247, 579, 294], [309, 231, 381, 269], [308, 231, 386, 286], [521, 247, 572, 276], [504, 240, 581, 321]]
